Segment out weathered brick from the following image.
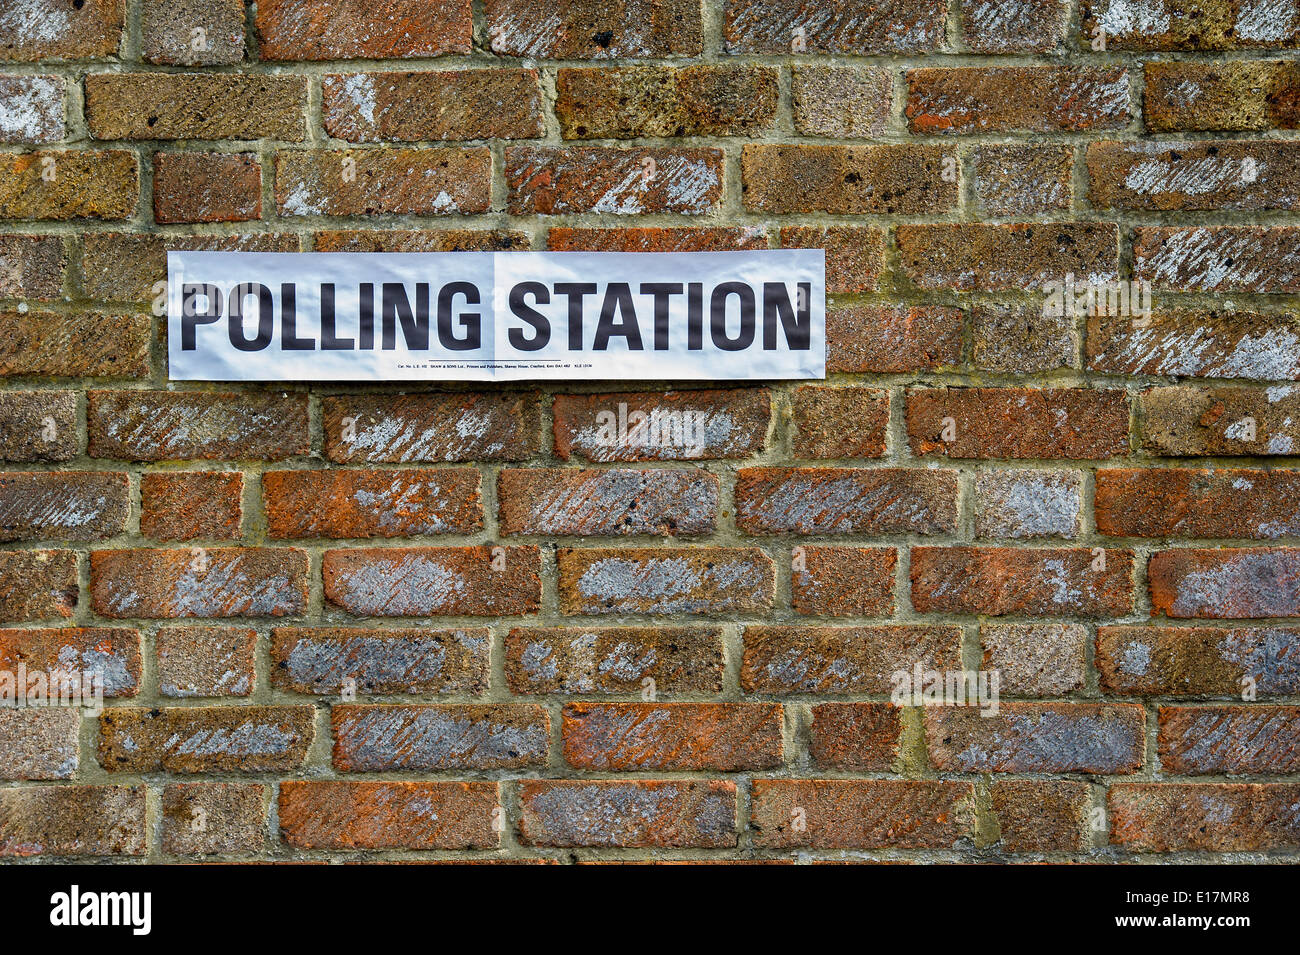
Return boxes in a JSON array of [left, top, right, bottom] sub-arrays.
[[162, 782, 264, 856], [899, 223, 1119, 291], [0, 234, 64, 299], [810, 702, 902, 771], [926, 703, 1145, 773], [1088, 140, 1300, 210], [143, 0, 245, 65], [1133, 226, 1300, 292], [1160, 705, 1300, 774], [486, 0, 702, 58], [505, 625, 723, 695], [959, 0, 1069, 51], [742, 144, 958, 215], [975, 468, 1083, 539], [0, 310, 148, 378], [0, 76, 63, 144], [558, 547, 773, 615], [0, 150, 137, 219], [0, 626, 140, 697], [99, 705, 313, 773], [0, 708, 79, 779], [323, 70, 543, 142], [554, 390, 769, 462], [0, 471, 128, 541], [907, 387, 1130, 459], [973, 303, 1077, 373], [751, 780, 975, 849], [792, 386, 888, 459], [85, 74, 306, 141], [0, 391, 76, 462], [557, 65, 778, 138], [991, 780, 1090, 851], [779, 227, 885, 294], [91, 547, 309, 618], [549, 226, 765, 253], [827, 304, 963, 373], [908, 67, 1129, 133], [1139, 385, 1300, 456], [518, 780, 736, 848], [1096, 625, 1300, 696], [791, 66, 891, 138], [972, 144, 1073, 217], [0, 0, 123, 60], [0, 786, 144, 858], [333, 704, 549, 771], [793, 546, 896, 617], [141, 471, 243, 541], [1096, 468, 1300, 539], [315, 229, 529, 253], [276, 148, 491, 216], [263, 468, 482, 538], [1110, 783, 1300, 852], [323, 546, 541, 617], [982, 623, 1088, 694], [563, 703, 783, 770], [153, 152, 261, 223], [499, 467, 717, 536], [724, 0, 945, 53], [1088, 309, 1300, 380], [1149, 547, 1300, 619], [736, 467, 959, 536], [1082, 0, 1300, 51], [271, 626, 490, 696], [1145, 61, 1300, 131], [157, 626, 255, 697], [325, 392, 541, 463], [0, 549, 77, 621], [911, 546, 1135, 617], [89, 390, 308, 462], [256, 0, 473, 60], [279, 780, 498, 850], [507, 146, 723, 216], [741, 625, 962, 694]]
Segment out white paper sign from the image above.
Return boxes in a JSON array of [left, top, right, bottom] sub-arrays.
[[167, 250, 825, 381]]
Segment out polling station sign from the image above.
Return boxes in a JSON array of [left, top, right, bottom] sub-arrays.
[[167, 250, 825, 381]]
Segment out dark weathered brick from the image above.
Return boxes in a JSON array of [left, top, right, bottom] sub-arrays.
[[263, 468, 482, 538], [142, 0, 246, 65], [827, 304, 963, 373], [810, 702, 902, 771], [792, 546, 897, 617], [972, 144, 1073, 216], [792, 66, 892, 138], [751, 780, 975, 849], [562, 703, 783, 770], [0, 708, 80, 779], [1110, 783, 1300, 852], [0, 786, 144, 858], [99, 705, 313, 773], [256, 0, 473, 60], [315, 229, 529, 253], [792, 386, 888, 459], [1096, 625, 1300, 696], [0, 150, 137, 220], [991, 780, 1090, 851], [507, 146, 723, 215], [741, 625, 962, 694], [140, 471, 243, 541], [518, 780, 736, 848], [1096, 468, 1300, 539], [975, 469, 1083, 539], [982, 623, 1088, 694], [549, 226, 765, 253], [162, 782, 264, 856], [0, 234, 64, 299], [779, 227, 885, 294], [83, 233, 300, 304], [735, 467, 959, 535], [271, 626, 490, 696], [486, 0, 702, 58], [0, 471, 128, 542], [279, 780, 498, 849], [0, 310, 149, 378], [1139, 385, 1300, 456], [899, 223, 1119, 291], [1082, 0, 1300, 51], [1145, 61, 1300, 131], [85, 74, 307, 141], [959, 0, 1069, 51], [322, 546, 541, 617], [276, 149, 491, 216], [89, 391, 308, 462], [153, 151, 261, 223], [0, 391, 76, 462], [499, 467, 717, 536], [742, 144, 958, 215], [505, 626, 724, 695], [0, 549, 77, 621]]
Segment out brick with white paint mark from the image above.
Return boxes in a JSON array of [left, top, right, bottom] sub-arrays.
[[1110, 783, 1300, 852], [324, 392, 541, 463], [0, 708, 80, 779], [316, 229, 529, 253], [554, 390, 769, 462], [741, 625, 962, 694], [1145, 60, 1300, 131], [751, 780, 975, 848], [279, 780, 499, 849], [276, 149, 491, 216], [1096, 625, 1300, 696], [1081, 0, 1300, 50], [1139, 385, 1300, 456], [0, 76, 63, 144], [91, 547, 309, 618], [975, 469, 1083, 539], [0, 471, 128, 542], [792, 546, 897, 617], [98, 705, 314, 773], [0, 786, 144, 858], [271, 626, 489, 696], [926, 703, 1146, 773], [1088, 140, 1300, 210], [972, 144, 1073, 216], [1133, 226, 1300, 292], [499, 467, 717, 537], [157, 626, 255, 697], [907, 67, 1130, 133], [0, 626, 140, 697], [959, 0, 1069, 51], [1159, 705, 1300, 774], [0, 0, 124, 60], [562, 703, 783, 770], [558, 547, 774, 615], [810, 703, 902, 771], [505, 625, 724, 694], [89, 391, 308, 462], [1088, 309, 1300, 380], [162, 782, 264, 856], [256, 0, 473, 59], [724, 0, 946, 53], [0, 549, 77, 621], [981, 623, 1088, 694], [263, 468, 482, 538], [333, 704, 549, 771], [735, 467, 959, 535], [322, 546, 541, 617], [1149, 547, 1300, 618], [1096, 468, 1300, 538], [518, 780, 736, 848], [507, 146, 723, 215]]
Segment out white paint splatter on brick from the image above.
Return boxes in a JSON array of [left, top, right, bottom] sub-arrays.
[[1096, 0, 1170, 35], [0, 77, 62, 144]]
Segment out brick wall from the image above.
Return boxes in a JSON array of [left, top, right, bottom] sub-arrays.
[[1, 0, 1298, 863]]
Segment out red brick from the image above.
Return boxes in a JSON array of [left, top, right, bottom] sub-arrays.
[[750, 780, 975, 849], [972, 144, 1073, 216], [907, 66, 1129, 133], [157, 626, 256, 697], [1088, 140, 1300, 210], [507, 146, 723, 215], [142, 0, 245, 65], [89, 391, 308, 462], [1081, 0, 1300, 50], [0, 310, 149, 378], [741, 625, 962, 694], [959, 0, 1069, 51], [153, 152, 261, 223], [0, 627, 140, 697], [1087, 309, 1300, 380], [0, 0, 123, 60], [315, 229, 529, 253], [276, 148, 491, 216], [0, 708, 79, 779], [256, 0, 472, 59], [505, 626, 724, 695], [1110, 783, 1300, 852], [1133, 227, 1300, 292], [323, 546, 541, 617], [981, 623, 1088, 694], [562, 703, 783, 771], [333, 704, 549, 771], [1096, 468, 1300, 539], [735, 467, 959, 535], [1139, 385, 1300, 456], [499, 467, 717, 536], [779, 227, 885, 294], [518, 780, 736, 848], [83, 233, 301, 304], [558, 547, 773, 615], [899, 223, 1120, 291], [792, 387, 888, 459], [485, 0, 702, 58], [549, 226, 766, 253], [793, 546, 897, 617], [263, 468, 482, 539], [271, 626, 490, 696], [827, 304, 963, 373], [723, 0, 945, 53], [1149, 547, 1300, 619], [324, 392, 541, 463], [0, 549, 77, 621], [0, 234, 64, 299], [742, 144, 958, 215], [975, 469, 1083, 539], [141, 471, 243, 541], [792, 66, 892, 138], [279, 780, 498, 850], [99, 705, 313, 772], [991, 780, 1090, 852], [1145, 61, 1300, 131], [553, 390, 770, 462], [926, 703, 1146, 773], [0, 786, 144, 858], [85, 73, 306, 141], [1160, 705, 1300, 774], [0, 471, 128, 542], [0, 391, 76, 463], [810, 703, 902, 771], [162, 782, 265, 856], [911, 546, 1135, 617], [0, 148, 133, 221], [0, 76, 63, 143], [907, 387, 1129, 459], [1096, 625, 1300, 696], [322, 70, 543, 141], [91, 547, 309, 618]]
